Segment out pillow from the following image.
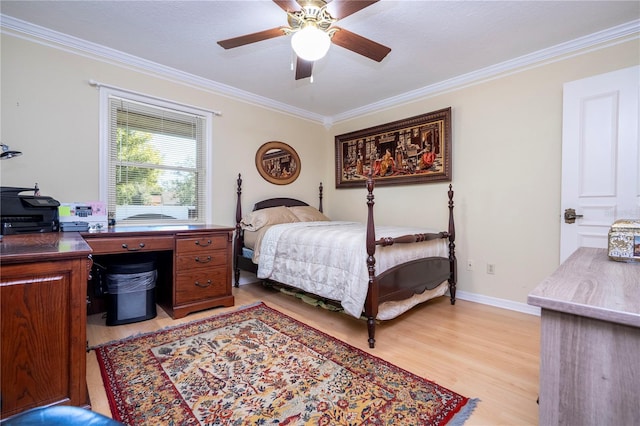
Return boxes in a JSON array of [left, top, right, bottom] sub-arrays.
[[240, 206, 299, 231], [287, 206, 330, 222]]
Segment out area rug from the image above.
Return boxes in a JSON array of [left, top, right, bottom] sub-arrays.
[[93, 302, 477, 425]]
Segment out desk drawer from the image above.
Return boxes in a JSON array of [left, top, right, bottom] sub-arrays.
[[176, 233, 229, 253], [86, 236, 174, 255], [176, 251, 227, 270], [175, 268, 228, 304]]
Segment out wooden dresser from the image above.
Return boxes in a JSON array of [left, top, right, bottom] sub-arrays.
[[0, 233, 92, 419], [528, 247, 640, 426]]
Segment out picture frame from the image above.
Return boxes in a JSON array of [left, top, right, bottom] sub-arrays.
[[255, 141, 301, 185], [335, 107, 452, 188]]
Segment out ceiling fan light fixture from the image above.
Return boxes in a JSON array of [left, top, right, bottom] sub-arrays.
[[0, 143, 22, 160], [291, 24, 331, 62]]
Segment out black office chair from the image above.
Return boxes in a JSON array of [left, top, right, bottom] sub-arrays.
[[2, 405, 123, 426]]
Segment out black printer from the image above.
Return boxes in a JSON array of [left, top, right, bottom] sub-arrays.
[[0, 186, 60, 235]]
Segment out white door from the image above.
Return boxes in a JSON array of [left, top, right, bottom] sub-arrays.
[[560, 65, 640, 262]]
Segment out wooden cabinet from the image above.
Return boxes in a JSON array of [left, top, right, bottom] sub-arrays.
[[171, 230, 235, 318], [0, 233, 91, 419], [0, 226, 233, 418], [83, 225, 235, 320], [528, 248, 640, 426]]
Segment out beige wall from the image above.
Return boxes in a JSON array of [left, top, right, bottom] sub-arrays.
[[2, 31, 638, 307], [326, 39, 640, 305], [0, 35, 328, 227]]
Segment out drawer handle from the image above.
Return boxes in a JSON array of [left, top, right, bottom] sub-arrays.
[[195, 256, 212, 263], [195, 239, 212, 247], [195, 280, 212, 288], [122, 242, 145, 251]]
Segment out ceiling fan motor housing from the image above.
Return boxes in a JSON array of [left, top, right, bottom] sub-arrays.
[[287, 0, 335, 33]]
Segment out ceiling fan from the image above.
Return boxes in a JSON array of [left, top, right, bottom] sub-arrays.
[[217, 0, 391, 80]]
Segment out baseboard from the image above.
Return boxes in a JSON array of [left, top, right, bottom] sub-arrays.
[[239, 271, 541, 316], [455, 290, 541, 316]]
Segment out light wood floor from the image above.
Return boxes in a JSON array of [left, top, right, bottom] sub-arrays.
[[86, 275, 541, 425]]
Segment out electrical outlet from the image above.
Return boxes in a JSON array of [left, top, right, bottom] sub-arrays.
[[487, 264, 496, 274], [466, 259, 474, 271]]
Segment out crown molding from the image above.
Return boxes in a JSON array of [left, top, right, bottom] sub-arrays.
[[0, 14, 326, 124], [330, 19, 640, 124], [2, 14, 638, 126]]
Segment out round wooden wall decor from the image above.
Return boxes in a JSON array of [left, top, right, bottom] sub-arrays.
[[255, 141, 301, 185]]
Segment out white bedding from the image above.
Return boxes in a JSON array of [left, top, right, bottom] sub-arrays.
[[256, 221, 448, 318]]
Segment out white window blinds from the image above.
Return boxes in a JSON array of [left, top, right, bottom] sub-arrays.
[[107, 96, 207, 224]]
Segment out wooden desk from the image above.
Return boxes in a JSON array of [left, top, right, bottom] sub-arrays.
[[0, 233, 92, 419], [81, 225, 235, 319], [528, 247, 640, 426], [0, 225, 234, 418]]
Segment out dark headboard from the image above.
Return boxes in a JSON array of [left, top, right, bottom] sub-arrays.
[[253, 198, 308, 211], [235, 173, 323, 230]]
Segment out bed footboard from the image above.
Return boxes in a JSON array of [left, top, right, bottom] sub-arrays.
[[364, 174, 456, 348], [376, 257, 451, 303]]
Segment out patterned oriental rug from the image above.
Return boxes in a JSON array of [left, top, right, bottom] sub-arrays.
[[94, 302, 477, 425]]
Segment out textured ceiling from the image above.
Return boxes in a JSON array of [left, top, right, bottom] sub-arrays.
[[2, 1, 639, 123]]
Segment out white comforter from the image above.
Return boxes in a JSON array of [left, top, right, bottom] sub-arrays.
[[257, 221, 448, 318]]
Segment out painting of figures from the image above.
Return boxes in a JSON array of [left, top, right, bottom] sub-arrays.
[[335, 108, 451, 188]]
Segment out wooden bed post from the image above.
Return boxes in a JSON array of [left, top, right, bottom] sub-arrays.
[[447, 184, 457, 304], [365, 173, 378, 348], [319, 182, 323, 213], [234, 173, 243, 288]]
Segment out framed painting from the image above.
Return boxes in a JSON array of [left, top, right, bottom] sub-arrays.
[[335, 107, 452, 188]]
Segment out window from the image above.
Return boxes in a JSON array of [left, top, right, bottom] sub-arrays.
[[101, 90, 211, 225]]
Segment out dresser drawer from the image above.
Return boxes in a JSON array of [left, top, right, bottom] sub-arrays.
[[175, 251, 227, 270], [175, 268, 228, 304], [86, 236, 174, 255], [175, 233, 229, 253]]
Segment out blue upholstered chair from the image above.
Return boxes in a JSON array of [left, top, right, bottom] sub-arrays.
[[2, 405, 123, 425]]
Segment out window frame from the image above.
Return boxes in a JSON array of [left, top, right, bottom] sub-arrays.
[[99, 87, 213, 226]]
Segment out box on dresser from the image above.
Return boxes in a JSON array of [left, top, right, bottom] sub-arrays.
[[608, 219, 640, 262]]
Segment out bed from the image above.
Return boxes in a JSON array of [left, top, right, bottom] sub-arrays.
[[233, 173, 457, 348]]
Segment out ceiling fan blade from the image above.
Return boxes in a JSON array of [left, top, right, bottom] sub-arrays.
[[295, 57, 314, 80], [272, 0, 300, 13], [331, 27, 391, 62], [326, 0, 379, 20], [217, 27, 286, 49]]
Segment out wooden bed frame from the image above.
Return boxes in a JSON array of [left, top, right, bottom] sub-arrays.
[[234, 173, 457, 348]]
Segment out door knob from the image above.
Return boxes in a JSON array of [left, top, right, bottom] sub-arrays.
[[564, 208, 583, 224]]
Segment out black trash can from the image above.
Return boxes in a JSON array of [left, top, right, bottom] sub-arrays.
[[105, 257, 157, 326]]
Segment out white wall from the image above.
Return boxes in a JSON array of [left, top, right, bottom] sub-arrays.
[[2, 31, 638, 307]]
